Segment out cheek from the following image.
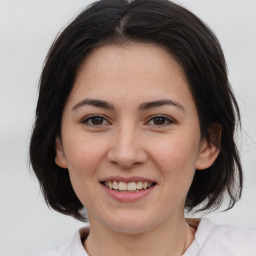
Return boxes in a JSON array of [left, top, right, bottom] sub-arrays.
[[63, 138, 103, 207], [149, 135, 200, 185], [154, 138, 198, 166], [63, 134, 105, 173]]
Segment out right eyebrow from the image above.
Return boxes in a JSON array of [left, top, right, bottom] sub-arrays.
[[139, 99, 185, 112], [72, 99, 115, 111]]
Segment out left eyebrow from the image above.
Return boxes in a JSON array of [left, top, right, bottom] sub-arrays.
[[72, 99, 115, 111], [139, 99, 185, 112]]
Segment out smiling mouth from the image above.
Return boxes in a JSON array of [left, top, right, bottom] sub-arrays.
[[101, 181, 156, 193]]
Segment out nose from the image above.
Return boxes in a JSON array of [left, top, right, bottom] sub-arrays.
[[107, 124, 147, 169]]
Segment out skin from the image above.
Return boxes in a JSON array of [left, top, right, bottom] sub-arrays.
[[55, 43, 220, 256]]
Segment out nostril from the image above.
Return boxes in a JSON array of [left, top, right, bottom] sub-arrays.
[[107, 150, 138, 169], [107, 145, 147, 169]]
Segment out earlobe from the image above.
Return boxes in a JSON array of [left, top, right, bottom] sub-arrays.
[[196, 124, 221, 170], [55, 136, 68, 169]]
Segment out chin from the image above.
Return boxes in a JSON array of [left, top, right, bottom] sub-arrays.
[[102, 210, 160, 235], [109, 221, 152, 235]]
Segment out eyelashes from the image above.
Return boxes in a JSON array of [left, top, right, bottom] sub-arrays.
[[145, 115, 175, 126], [81, 115, 111, 126], [81, 114, 176, 128]]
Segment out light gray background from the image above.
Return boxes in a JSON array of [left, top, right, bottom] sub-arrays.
[[0, 0, 255, 255]]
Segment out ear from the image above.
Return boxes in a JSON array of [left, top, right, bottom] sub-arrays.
[[55, 136, 68, 169], [196, 124, 221, 170]]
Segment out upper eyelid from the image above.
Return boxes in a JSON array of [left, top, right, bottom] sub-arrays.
[[145, 114, 176, 124], [80, 114, 176, 125], [81, 114, 111, 124]]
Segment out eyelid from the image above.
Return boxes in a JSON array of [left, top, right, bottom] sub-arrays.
[[81, 114, 112, 126], [80, 114, 176, 127], [145, 114, 176, 126]]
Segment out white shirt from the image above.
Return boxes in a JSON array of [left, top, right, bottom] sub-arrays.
[[33, 218, 256, 256]]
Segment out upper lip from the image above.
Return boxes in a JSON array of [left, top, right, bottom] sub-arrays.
[[99, 176, 156, 183]]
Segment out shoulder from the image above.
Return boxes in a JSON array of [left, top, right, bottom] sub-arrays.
[[194, 218, 256, 256], [33, 226, 89, 256], [33, 241, 70, 256]]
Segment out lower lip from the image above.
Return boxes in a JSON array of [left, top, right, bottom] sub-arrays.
[[101, 183, 156, 202]]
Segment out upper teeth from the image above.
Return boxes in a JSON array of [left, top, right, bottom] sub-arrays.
[[104, 181, 153, 191]]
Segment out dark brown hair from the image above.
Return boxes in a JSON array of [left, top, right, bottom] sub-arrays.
[[30, 0, 243, 221]]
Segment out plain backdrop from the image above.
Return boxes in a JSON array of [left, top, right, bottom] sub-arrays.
[[0, 0, 256, 255]]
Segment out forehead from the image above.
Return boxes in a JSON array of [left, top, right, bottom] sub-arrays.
[[68, 42, 194, 110], [77, 42, 186, 82]]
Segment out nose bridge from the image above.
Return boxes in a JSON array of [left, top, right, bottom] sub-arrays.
[[107, 120, 146, 168], [118, 120, 136, 145], [115, 121, 137, 158]]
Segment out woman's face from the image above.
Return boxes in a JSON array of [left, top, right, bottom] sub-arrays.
[[56, 43, 217, 233]]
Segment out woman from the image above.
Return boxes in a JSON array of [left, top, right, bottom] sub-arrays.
[[30, 0, 256, 255]]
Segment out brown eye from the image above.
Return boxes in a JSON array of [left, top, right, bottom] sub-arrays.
[[91, 116, 104, 125], [82, 115, 110, 126], [152, 117, 167, 125], [146, 115, 174, 126]]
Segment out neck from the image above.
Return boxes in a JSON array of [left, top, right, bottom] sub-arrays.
[[84, 216, 195, 256]]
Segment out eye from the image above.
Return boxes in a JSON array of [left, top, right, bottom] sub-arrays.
[[146, 115, 175, 126], [82, 115, 111, 126]]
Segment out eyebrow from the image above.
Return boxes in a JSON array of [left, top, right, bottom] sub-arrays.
[[72, 99, 115, 111], [139, 99, 185, 112], [72, 98, 185, 112]]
